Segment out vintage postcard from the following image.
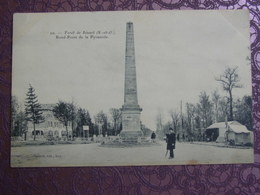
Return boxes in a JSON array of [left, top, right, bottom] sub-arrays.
[[11, 10, 253, 167]]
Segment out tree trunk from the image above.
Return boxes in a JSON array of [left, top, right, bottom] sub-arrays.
[[216, 104, 219, 122], [66, 125, 68, 140], [71, 120, 74, 139], [229, 90, 233, 121], [33, 122, 36, 141], [114, 120, 117, 135]]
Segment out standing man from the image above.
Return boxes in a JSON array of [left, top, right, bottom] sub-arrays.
[[166, 128, 176, 159], [151, 131, 156, 143]]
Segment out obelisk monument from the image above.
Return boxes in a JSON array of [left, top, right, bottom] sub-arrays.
[[120, 22, 143, 142]]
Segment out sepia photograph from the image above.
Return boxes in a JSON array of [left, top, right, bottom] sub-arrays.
[[11, 10, 253, 167]]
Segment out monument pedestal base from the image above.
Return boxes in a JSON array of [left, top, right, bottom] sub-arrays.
[[120, 131, 143, 143]]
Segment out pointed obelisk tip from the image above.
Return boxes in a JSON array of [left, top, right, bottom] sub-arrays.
[[127, 22, 133, 28]]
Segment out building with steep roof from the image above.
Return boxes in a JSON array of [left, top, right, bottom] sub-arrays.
[[27, 104, 72, 140]]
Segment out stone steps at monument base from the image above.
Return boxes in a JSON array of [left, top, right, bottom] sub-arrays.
[[101, 137, 159, 147], [121, 138, 138, 143], [120, 137, 150, 144]]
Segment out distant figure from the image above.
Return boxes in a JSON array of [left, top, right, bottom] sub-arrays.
[[151, 131, 156, 143], [166, 128, 176, 159]]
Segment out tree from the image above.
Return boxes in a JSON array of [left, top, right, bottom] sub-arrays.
[[186, 103, 196, 135], [216, 67, 242, 121], [155, 109, 165, 139], [14, 111, 28, 139], [53, 101, 73, 140], [197, 91, 213, 128], [234, 95, 252, 130], [163, 121, 172, 135], [212, 90, 220, 122], [140, 122, 152, 137], [11, 96, 19, 136], [76, 108, 93, 137], [24, 85, 44, 141], [109, 108, 122, 135], [12, 96, 28, 139], [218, 97, 229, 122], [94, 111, 108, 136], [68, 102, 77, 137], [194, 115, 203, 140], [169, 110, 179, 131]]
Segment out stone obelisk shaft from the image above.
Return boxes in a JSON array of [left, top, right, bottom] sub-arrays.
[[124, 22, 138, 107], [120, 22, 143, 141]]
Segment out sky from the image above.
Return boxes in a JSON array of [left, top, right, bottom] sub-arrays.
[[12, 10, 251, 130]]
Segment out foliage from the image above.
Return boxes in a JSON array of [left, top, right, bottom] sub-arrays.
[[155, 110, 165, 139], [68, 102, 77, 136], [11, 96, 19, 136], [169, 110, 179, 131], [217, 97, 229, 122], [109, 108, 122, 135], [53, 101, 74, 140], [94, 111, 108, 136], [156, 92, 251, 142], [11, 96, 28, 139], [13, 111, 28, 137], [234, 96, 252, 130], [211, 90, 221, 122], [185, 103, 196, 136], [141, 123, 152, 137], [76, 108, 93, 137], [197, 91, 213, 129]]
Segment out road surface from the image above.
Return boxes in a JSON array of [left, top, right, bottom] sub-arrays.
[[11, 141, 254, 167]]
